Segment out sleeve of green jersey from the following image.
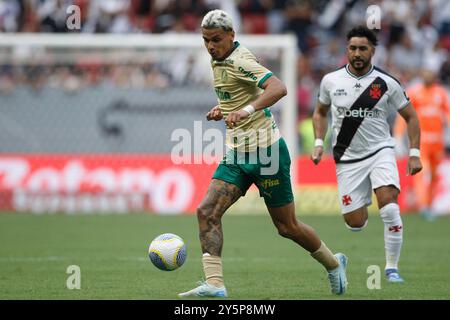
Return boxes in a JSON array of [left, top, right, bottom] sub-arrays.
[[235, 55, 273, 88], [257, 72, 273, 88]]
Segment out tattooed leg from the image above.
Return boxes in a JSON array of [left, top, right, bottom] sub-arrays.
[[197, 179, 243, 256]]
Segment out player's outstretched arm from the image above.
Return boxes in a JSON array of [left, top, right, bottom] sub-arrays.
[[311, 101, 330, 165], [224, 76, 287, 128], [398, 103, 423, 175]]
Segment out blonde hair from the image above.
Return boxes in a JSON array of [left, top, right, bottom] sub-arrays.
[[201, 10, 233, 31]]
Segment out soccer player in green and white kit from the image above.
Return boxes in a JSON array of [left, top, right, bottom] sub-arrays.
[[178, 9, 348, 298]]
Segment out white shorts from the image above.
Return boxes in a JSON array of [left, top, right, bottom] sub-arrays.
[[336, 147, 400, 214]]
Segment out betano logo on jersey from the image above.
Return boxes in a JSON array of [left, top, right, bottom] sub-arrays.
[[336, 106, 382, 119]]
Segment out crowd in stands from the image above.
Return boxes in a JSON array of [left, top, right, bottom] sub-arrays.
[[1, 0, 450, 152]]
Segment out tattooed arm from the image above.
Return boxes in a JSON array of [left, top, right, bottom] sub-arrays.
[[197, 179, 243, 256]]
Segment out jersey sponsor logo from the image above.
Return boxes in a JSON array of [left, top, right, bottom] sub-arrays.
[[238, 66, 258, 81], [336, 107, 382, 119], [333, 76, 388, 163], [215, 88, 231, 101], [259, 178, 280, 189], [334, 89, 347, 96], [342, 194, 352, 206], [214, 59, 234, 67]]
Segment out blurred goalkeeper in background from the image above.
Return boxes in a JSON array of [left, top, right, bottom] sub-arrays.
[[394, 68, 450, 221], [179, 9, 348, 298]]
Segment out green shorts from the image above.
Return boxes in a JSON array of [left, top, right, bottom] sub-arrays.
[[212, 137, 294, 208]]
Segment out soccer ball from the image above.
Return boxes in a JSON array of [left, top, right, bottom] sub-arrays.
[[148, 233, 187, 271]]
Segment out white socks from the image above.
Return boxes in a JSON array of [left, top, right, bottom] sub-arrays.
[[379, 203, 403, 270]]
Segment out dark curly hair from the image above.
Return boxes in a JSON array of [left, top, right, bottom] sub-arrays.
[[346, 26, 378, 46]]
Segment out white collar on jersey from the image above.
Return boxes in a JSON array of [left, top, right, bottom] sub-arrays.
[[345, 64, 374, 80]]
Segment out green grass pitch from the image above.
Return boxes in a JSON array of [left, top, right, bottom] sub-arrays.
[[0, 213, 449, 299]]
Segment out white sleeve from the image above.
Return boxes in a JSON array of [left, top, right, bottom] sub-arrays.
[[318, 75, 331, 105], [389, 80, 410, 111]]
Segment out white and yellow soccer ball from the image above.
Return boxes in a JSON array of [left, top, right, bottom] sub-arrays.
[[148, 233, 187, 271]]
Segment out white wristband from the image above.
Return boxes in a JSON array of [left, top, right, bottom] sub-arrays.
[[242, 105, 256, 115], [315, 139, 324, 147], [409, 148, 420, 157]]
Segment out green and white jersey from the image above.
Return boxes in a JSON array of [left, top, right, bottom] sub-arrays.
[[211, 41, 281, 151]]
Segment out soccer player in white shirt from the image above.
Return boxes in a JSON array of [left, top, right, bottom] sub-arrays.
[[312, 26, 423, 283]]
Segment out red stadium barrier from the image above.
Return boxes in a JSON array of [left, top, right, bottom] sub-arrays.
[[0, 155, 215, 214], [0, 155, 449, 214]]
